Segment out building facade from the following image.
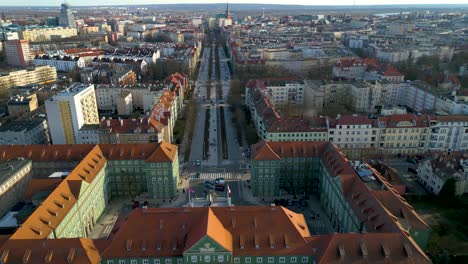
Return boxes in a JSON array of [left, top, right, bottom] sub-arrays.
[[4, 39, 31, 67], [7, 93, 39, 117], [45, 83, 99, 144], [0, 159, 33, 218], [0, 119, 50, 145], [19, 27, 78, 42], [417, 156, 468, 195], [427, 115, 468, 152], [0, 66, 57, 90]]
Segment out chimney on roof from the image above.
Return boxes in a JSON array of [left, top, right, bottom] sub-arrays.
[[22, 249, 31, 264], [44, 249, 53, 264], [254, 234, 260, 249], [360, 242, 368, 259], [67, 248, 75, 264], [284, 234, 289, 248], [0, 250, 9, 264], [269, 234, 275, 249], [126, 240, 133, 251], [338, 244, 346, 260], [381, 244, 390, 258], [141, 240, 147, 251]]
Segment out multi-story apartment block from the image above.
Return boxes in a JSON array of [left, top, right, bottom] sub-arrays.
[[417, 155, 468, 195], [328, 115, 379, 149], [80, 117, 164, 144], [0, 159, 32, 218], [377, 114, 429, 155], [398, 81, 438, 113], [251, 140, 431, 252], [427, 115, 468, 152], [0, 119, 50, 145], [116, 90, 133, 115], [4, 39, 31, 67], [251, 79, 305, 105], [34, 54, 86, 72], [45, 83, 99, 144], [7, 93, 38, 117], [246, 83, 327, 142], [0, 66, 57, 90], [19, 27, 78, 42]]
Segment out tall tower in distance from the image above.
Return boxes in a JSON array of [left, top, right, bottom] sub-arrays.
[[59, 2, 76, 28], [226, 0, 232, 19]]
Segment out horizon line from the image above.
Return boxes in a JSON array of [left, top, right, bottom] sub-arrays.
[[1, 3, 468, 7]]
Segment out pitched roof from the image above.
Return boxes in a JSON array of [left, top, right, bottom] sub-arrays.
[[0, 238, 101, 264], [308, 233, 431, 264], [103, 206, 313, 258], [11, 146, 107, 239], [145, 142, 178, 162]]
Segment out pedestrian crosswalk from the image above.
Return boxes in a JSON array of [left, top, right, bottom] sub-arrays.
[[190, 172, 241, 180]]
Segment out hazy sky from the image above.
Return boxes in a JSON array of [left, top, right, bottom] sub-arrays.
[[1, 0, 468, 6]]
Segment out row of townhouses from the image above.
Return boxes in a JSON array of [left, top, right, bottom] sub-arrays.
[[246, 80, 468, 156]]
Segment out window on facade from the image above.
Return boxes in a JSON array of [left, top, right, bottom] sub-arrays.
[[143, 260, 149, 264], [177, 259, 182, 264], [234, 257, 240, 263], [302, 257, 308, 263], [218, 255, 225, 262], [279, 257, 286, 263], [268, 257, 274, 263], [119, 260, 125, 264], [107, 261, 114, 264], [291, 257, 297, 263], [165, 259, 172, 264], [191, 256, 197, 262], [204, 256, 211, 262], [257, 257, 263, 263], [245, 257, 251, 263]]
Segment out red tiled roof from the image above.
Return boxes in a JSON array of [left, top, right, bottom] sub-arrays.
[[0, 238, 101, 264]]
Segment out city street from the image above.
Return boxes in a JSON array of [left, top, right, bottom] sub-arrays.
[[188, 32, 245, 173]]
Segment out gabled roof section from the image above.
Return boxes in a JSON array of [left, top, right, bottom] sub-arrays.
[[251, 140, 281, 161], [145, 142, 178, 163], [308, 233, 431, 264], [183, 208, 232, 252], [10, 145, 107, 239]]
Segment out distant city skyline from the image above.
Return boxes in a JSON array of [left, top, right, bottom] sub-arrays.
[[1, 0, 468, 6]]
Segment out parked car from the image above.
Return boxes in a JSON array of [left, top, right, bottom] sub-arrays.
[[215, 186, 225, 192], [215, 178, 225, 185], [408, 167, 417, 174]]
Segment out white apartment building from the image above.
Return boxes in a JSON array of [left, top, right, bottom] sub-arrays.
[[95, 85, 164, 112], [263, 79, 305, 105], [34, 55, 85, 72], [45, 83, 99, 144], [328, 115, 379, 149], [398, 82, 438, 112], [427, 115, 468, 152], [0, 119, 50, 145], [417, 157, 468, 195]]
